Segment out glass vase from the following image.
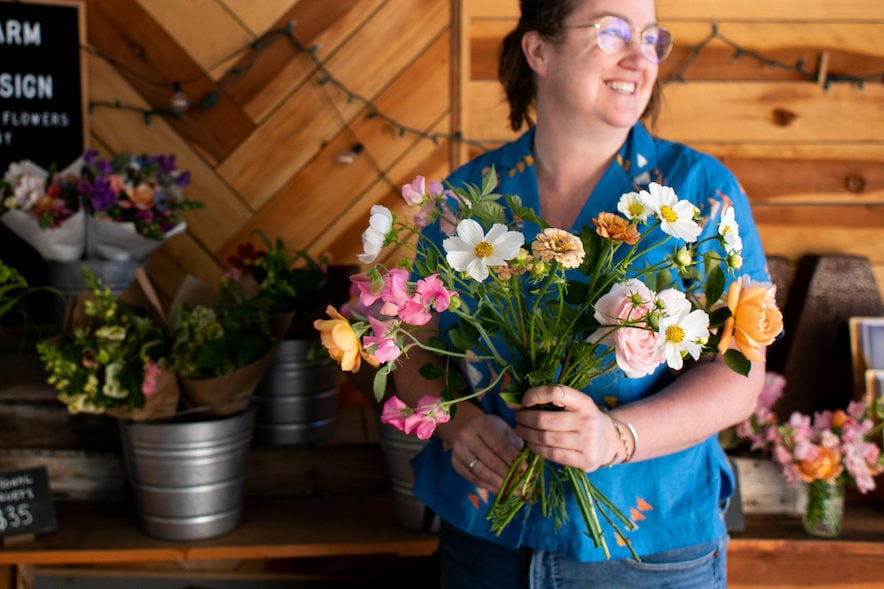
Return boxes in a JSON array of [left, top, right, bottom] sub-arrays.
[[802, 479, 845, 538]]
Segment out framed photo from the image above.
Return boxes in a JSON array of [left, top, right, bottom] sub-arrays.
[[850, 317, 884, 402], [866, 370, 884, 405]]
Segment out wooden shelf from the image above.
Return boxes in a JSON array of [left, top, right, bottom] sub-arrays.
[[1, 493, 883, 588], [0, 495, 437, 565]]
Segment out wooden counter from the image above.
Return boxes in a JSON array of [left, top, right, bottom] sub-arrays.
[[1, 493, 882, 588]]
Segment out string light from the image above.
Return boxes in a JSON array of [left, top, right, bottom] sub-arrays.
[[335, 143, 364, 165], [85, 22, 882, 145], [170, 81, 189, 115]]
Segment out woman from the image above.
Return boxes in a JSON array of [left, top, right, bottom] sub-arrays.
[[392, 1, 770, 587]]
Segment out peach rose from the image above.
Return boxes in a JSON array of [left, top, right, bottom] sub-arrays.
[[717, 276, 783, 362], [313, 305, 379, 372], [796, 446, 844, 483]]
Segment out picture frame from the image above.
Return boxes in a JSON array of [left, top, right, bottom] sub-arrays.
[[849, 317, 884, 403]]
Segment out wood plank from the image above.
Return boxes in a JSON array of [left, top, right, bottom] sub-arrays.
[[220, 0, 298, 37], [463, 80, 884, 144], [224, 0, 383, 122], [137, 0, 252, 82], [319, 119, 452, 266], [720, 157, 884, 204], [468, 0, 884, 21], [470, 21, 884, 82], [217, 32, 453, 262], [86, 0, 255, 161], [217, 0, 450, 212]]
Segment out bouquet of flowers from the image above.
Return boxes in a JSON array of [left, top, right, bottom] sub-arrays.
[[735, 374, 884, 530], [315, 168, 783, 558], [168, 263, 281, 416], [225, 229, 334, 339], [1, 158, 86, 261], [78, 149, 202, 261], [36, 266, 179, 420]]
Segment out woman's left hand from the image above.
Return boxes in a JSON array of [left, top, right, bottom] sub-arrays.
[[514, 385, 620, 472]]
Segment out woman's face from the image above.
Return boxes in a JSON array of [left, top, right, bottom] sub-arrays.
[[537, 0, 660, 131]]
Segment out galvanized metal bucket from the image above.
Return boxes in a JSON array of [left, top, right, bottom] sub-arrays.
[[252, 338, 340, 445], [377, 419, 440, 533], [47, 258, 141, 325], [118, 408, 255, 541]]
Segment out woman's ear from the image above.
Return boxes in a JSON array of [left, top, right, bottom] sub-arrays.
[[521, 30, 548, 77]]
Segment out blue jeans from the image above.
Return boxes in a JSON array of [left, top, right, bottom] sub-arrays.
[[439, 521, 728, 589]]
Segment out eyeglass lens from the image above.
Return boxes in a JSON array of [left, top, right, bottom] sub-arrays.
[[595, 16, 672, 64]]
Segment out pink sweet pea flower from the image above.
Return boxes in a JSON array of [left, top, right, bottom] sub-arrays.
[[416, 273, 455, 312], [380, 396, 411, 431], [412, 395, 451, 440], [379, 395, 451, 440], [398, 296, 432, 326], [401, 176, 427, 206], [363, 316, 402, 363], [350, 272, 384, 307], [379, 268, 411, 317]]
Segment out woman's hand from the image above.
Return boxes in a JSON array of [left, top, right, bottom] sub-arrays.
[[436, 402, 525, 493], [515, 385, 620, 472]]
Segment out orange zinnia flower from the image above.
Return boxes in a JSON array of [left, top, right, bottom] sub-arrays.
[[313, 305, 379, 372], [592, 212, 639, 245], [717, 277, 783, 362]]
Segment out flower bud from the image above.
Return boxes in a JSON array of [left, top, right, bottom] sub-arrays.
[[675, 247, 692, 268], [727, 253, 743, 270], [530, 260, 547, 279]]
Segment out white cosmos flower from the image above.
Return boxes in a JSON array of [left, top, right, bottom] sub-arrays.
[[443, 219, 524, 282], [357, 205, 394, 263], [641, 183, 701, 243], [617, 190, 652, 222], [717, 206, 743, 255], [655, 306, 710, 371]]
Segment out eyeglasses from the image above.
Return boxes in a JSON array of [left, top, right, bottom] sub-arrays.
[[564, 15, 673, 64]]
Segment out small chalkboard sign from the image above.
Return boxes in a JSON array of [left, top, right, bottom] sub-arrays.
[[0, 0, 87, 172], [0, 466, 58, 540]]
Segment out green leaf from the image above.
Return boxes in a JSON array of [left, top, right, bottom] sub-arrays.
[[481, 165, 499, 196], [372, 366, 390, 402], [419, 363, 445, 380], [724, 349, 751, 376], [449, 327, 478, 352], [563, 280, 588, 305], [499, 391, 522, 406], [704, 265, 726, 307]]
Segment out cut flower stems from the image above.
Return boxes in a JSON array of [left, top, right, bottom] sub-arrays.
[[316, 168, 783, 559]]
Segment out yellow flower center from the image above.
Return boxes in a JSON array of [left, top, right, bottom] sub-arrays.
[[473, 241, 494, 258], [665, 324, 685, 344], [628, 202, 644, 216], [660, 205, 678, 223]]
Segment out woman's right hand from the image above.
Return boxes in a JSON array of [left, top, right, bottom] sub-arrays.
[[435, 402, 525, 493]]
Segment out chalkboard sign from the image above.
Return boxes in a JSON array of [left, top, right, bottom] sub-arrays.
[[0, 466, 58, 539], [0, 0, 87, 172]]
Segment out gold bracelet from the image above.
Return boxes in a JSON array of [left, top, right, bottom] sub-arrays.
[[609, 414, 637, 463]]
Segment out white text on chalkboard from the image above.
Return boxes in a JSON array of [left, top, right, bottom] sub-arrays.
[[0, 19, 42, 45]]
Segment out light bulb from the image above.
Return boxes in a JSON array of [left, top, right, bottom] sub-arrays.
[[335, 143, 364, 165], [170, 82, 189, 114]]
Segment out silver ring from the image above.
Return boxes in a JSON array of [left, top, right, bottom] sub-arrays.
[[468, 458, 479, 470]]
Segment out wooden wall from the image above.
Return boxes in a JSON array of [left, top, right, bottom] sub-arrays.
[[464, 0, 884, 300], [13, 0, 883, 305], [77, 0, 456, 303]]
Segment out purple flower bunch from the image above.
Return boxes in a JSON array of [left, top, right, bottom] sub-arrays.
[[79, 150, 202, 240]]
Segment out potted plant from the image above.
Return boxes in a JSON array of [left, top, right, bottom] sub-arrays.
[[225, 230, 353, 444]]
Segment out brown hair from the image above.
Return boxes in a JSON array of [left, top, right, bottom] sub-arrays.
[[498, 0, 662, 132]]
